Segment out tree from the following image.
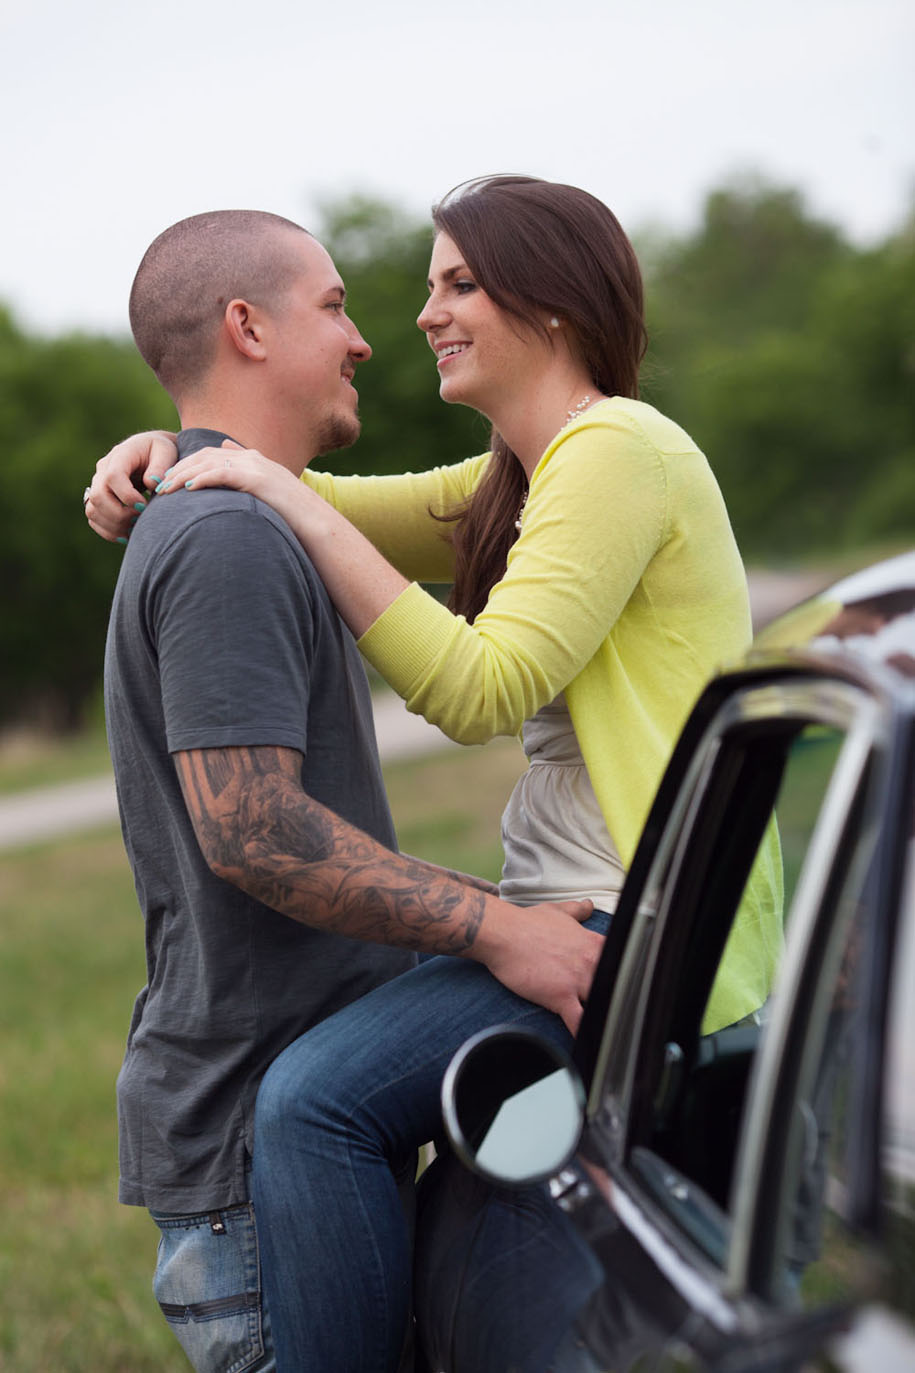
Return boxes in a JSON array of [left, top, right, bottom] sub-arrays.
[[0, 315, 175, 730], [315, 196, 487, 480], [2, 179, 912, 732], [640, 176, 914, 556]]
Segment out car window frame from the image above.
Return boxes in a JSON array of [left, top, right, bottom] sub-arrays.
[[582, 668, 894, 1293], [735, 692, 915, 1298], [575, 664, 797, 1114]]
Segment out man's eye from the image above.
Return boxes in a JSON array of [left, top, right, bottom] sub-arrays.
[[327, 301, 344, 312]]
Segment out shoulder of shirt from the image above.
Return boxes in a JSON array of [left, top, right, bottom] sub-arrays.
[[132, 490, 326, 590], [548, 396, 704, 460]]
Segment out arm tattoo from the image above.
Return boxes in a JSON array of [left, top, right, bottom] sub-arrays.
[[174, 746, 486, 953], [401, 853, 500, 897]]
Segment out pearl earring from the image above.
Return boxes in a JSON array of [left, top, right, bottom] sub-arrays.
[[549, 317, 560, 328]]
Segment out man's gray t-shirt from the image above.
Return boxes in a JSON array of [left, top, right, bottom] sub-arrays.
[[105, 429, 414, 1213]]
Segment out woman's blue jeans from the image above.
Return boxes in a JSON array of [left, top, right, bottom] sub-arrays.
[[251, 912, 608, 1372]]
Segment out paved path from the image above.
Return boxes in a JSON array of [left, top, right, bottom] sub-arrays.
[[0, 692, 457, 852], [0, 570, 829, 852], [746, 568, 827, 632]]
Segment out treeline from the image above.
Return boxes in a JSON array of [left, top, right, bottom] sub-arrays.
[[2, 177, 913, 732]]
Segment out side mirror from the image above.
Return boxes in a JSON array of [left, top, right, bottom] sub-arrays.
[[441, 1026, 586, 1186]]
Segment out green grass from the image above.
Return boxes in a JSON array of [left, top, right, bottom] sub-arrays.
[[0, 704, 879, 1368], [383, 737, 525, 882], [0, 828, 184, 1372], [0, 736, 524, 1372]]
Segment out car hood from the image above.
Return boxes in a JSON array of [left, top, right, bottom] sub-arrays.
[[751, 550, 915, 683]]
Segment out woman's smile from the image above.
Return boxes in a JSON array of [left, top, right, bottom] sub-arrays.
[[434, 341, 471, 369]]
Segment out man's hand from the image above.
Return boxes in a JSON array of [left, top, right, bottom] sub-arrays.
[[476, 900, 604, 1035], [84, 430, 178, 542]]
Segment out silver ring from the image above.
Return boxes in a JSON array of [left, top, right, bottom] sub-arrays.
[[82, 486, 92, 506]]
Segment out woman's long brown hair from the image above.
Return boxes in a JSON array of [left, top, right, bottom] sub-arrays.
[[432, 176, 648, 623]]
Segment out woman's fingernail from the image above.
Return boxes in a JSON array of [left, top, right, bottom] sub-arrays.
[[134, 501, 146, 513], [148, 473, 163, 485], [116, 537, 128, 546], [185, 480, 195, 489]]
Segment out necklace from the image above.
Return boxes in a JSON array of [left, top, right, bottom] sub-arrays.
[[514, 396, 596, 532], [565, 393, 593, 425], [514, 396, 595, 532]]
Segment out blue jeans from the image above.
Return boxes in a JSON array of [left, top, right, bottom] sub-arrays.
[[252, 912, 609, 1372], [150, 1200, 274, 1372], [414, 1152, 605, 1373]]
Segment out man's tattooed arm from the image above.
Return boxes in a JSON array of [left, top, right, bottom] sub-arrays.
[[173, 744, 488, 953], [400, 855, 500, 898], [173, 744, 603, 1030]]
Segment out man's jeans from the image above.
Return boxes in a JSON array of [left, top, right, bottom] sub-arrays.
[[252, 912, 610, 1372], [150, 1200, 275, 1372]]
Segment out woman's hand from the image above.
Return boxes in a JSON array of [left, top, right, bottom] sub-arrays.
[[155, 441, 305, 517], [85, 430, 178, 543], [159, 439, 410, 639]]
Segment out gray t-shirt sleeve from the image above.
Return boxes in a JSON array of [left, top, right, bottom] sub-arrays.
[[147, 503, 316, 756]]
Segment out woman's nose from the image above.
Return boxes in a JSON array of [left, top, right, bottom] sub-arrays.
[[417, 293, 447, 334]]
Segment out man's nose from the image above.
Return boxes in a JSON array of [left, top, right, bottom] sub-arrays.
[[348, 323, 372, 361]]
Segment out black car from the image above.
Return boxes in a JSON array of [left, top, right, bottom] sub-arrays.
[[415, 551, 915, 1373]]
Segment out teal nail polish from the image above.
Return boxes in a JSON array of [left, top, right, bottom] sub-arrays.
[[185, 480, 195, 489], [134, 501, 146, 513], [116, 536, 128, 546], [148, 473, 163, 484]]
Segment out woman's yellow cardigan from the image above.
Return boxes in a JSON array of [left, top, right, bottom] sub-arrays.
[[305, 397, 783, 1031]]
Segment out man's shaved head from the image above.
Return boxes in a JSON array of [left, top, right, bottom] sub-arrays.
[[129, 210, 310, 399]]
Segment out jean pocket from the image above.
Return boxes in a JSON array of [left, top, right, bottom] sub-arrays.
[[151, 1204, 268, 1373]]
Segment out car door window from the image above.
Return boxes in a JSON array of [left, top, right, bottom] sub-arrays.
[[770, 883, 875, 1310], [880, 827, 915, 1325], [619, 683, 880, 1282], [771, 816, 915, 1319]]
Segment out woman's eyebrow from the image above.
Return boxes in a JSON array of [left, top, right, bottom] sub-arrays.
[[426, 264, 470, 290]]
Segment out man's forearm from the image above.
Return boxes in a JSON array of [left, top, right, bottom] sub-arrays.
[[401, 853, 500, 898], [240, 810, 490, 953], [175, 745, 600, 1032], [175, 746, 488, 953]]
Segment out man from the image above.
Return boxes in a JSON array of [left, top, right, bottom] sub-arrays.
[[95, 210, 599, 1371]]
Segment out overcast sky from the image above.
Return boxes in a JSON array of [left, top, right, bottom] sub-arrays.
[[2, 0, 911, 337]]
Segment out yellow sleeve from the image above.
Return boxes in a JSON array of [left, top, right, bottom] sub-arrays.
[[302, 456, 489, 583], [357, 414, 668, 743]]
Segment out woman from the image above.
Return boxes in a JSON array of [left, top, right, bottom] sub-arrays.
[[90, 176, 782, 1370]]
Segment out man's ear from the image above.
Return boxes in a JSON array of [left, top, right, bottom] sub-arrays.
[[224, 299, 268, 361]]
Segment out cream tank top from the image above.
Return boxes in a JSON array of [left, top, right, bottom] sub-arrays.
[[499, 693, 625, 911]]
